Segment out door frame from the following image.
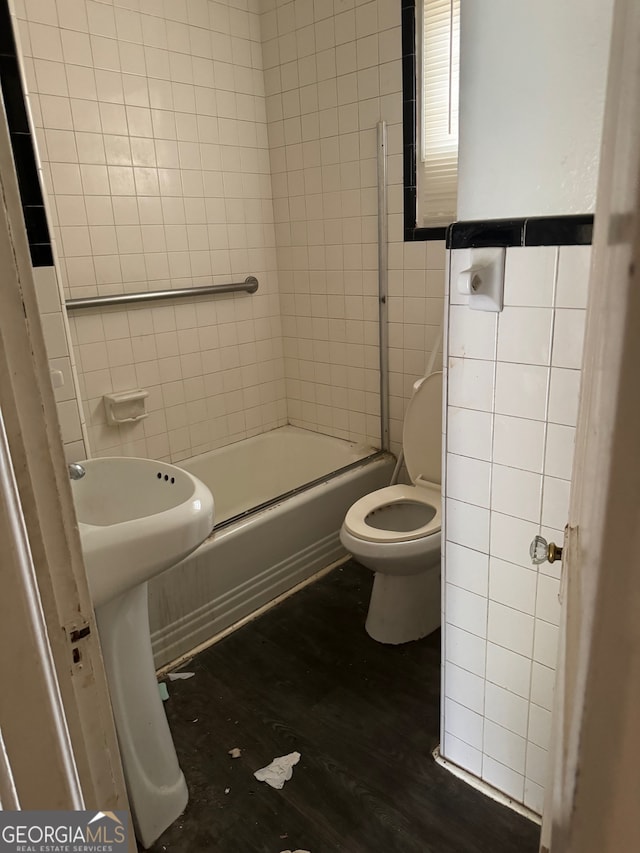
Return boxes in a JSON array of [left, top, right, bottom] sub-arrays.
[[542, 0, 640, 849], [0, 75, 131, 839]]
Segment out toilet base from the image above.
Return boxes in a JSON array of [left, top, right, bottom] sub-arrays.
[[365, 568, 440, 644]]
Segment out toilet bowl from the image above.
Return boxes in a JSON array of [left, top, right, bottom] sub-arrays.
[[340, 372, 442, 644]]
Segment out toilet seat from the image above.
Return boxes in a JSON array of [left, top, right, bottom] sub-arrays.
[[343, 482, 441, 543], [342, 373, 443, 545]]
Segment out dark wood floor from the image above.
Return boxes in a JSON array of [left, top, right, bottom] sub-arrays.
[[149, 561, 540, 853]]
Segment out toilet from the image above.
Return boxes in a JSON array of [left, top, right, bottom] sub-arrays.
[[340, 371, 442, 644]]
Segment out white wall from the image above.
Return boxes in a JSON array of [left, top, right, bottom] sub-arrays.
[[458, 0, 613, 220]]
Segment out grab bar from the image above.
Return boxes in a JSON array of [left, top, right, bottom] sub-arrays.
[[65, 276, 258, 311]]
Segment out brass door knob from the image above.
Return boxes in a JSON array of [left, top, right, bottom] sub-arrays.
[[530, 535, 563, 565]]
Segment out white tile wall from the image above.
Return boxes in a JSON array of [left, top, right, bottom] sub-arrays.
[[442, 243, 591, 812], [20, 0, 444, 461], [15, 0, 288, 462], [261, 0, 446, 451], [33, 264, 88, 460]]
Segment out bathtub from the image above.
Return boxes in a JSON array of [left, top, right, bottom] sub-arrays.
[[148, 426, 394, 667]]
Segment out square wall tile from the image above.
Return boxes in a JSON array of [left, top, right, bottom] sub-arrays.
[[491, 464, 542, 523], [541, 475, 570, 530], [486, 642, 532, 700], [484, 681, 529, 738], [493, 414, 545, 474], [495, 362, 548, 421], [447, 453, 491, 508], [525, 742, 550, 788], [483, 719, 526, 775], [548, 367, 581, 426], [449, 304, 497, 361], [445, 662, 485, 715], [490, 511, 539, 570], [533, 619, 559, 669], [556, 245, 591, 309], [448, 357, 495, 413], [528, 703, 552, 751], [531, 662, 555, 711], [447, 406, 493, 462], [41, 312, 69, 359], [535, 574, 561, 626], [497, 306, 552, 366], [489, 558, 537, 616], [445, 583, 488, 639], [482, 754, 525, 802], [544, 423, 576, 481], [446, 498, 490, 554], [503, 246, 557, 308], [442, 732, 482, 777], [445, 624, 487, 678], [57, 399, 83, 443], [487, 600, 534, 659], [445, 540, 489, 596], [551, 308, 586, 370], [444, 698, 484, 751], [524, 780, 544, 815], [33, 265, 61, 313]]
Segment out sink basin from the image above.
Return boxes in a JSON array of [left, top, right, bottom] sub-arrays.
[[72, 457, 214, 608], [71, 456, 214, 848]]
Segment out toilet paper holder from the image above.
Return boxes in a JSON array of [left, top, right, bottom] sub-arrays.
[[457, 247, 505, 312]]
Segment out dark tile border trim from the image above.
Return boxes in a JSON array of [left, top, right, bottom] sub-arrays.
[[401, 0, 445, 242], [447, 215, 594, 249], [524, 215, 594, 246], [0, 0, 52, 267]]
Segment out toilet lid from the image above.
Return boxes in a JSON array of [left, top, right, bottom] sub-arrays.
[[403, 371, 442, 487]]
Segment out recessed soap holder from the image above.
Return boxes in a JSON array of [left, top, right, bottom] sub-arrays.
[[458, 247, 505, 312], [104, 389, 149, 425]]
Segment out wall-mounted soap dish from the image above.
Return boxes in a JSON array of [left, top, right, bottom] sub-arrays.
[[103, 389, 149, 425]]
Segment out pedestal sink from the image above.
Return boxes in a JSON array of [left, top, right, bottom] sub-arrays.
[[71, 457, 214, 848]]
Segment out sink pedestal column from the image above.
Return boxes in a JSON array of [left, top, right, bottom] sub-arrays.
[[96, 583, 188, 848]]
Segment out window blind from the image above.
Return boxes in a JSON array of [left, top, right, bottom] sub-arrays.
[[420, 0, 460, 227]]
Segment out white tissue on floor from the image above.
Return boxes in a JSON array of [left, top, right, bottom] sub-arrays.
[[253, 751, 301, 789], [228, 747, 241, 758], [168, 671, 195, 681], [279, 849, 310, 853]]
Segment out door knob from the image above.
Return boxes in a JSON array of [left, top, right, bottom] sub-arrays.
[[530, 535, 563, 565]]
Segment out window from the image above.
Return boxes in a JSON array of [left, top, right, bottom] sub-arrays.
[[418, 0, 460, 229]]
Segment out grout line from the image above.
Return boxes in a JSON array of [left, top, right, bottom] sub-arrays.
[[479, 283, 500, 779], [439, 247, 453, 762], [523, 245, 561, 789]]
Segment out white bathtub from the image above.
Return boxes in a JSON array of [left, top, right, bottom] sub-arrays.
[[148, 426, 394, 667]]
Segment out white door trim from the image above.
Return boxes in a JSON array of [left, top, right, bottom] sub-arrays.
[[0, 41, 131, 841], [543, 0, 640, 849], [0, 405, 83, 809], [0, 727, 20, 810]]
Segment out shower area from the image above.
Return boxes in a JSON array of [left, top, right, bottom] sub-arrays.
[[9, 0, 445, 665]]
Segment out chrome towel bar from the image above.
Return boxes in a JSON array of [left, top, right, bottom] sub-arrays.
[[65, 276, 258, 311]]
